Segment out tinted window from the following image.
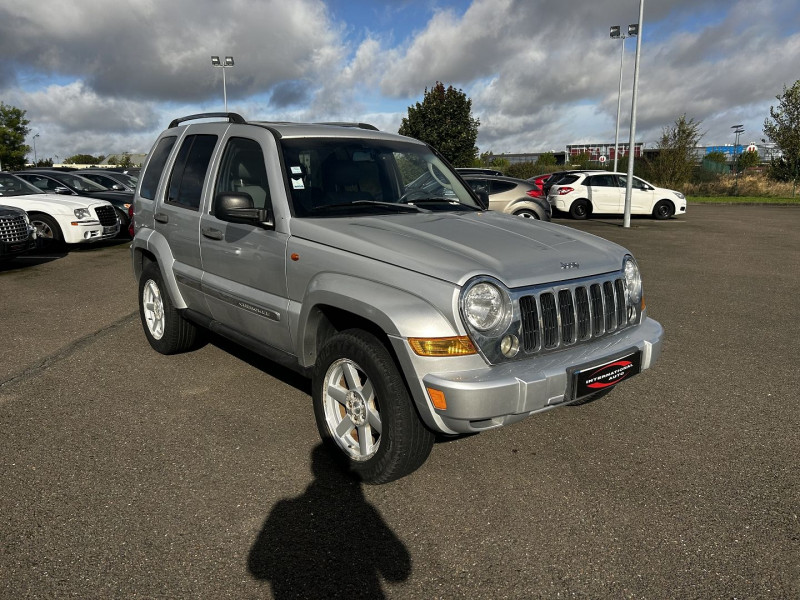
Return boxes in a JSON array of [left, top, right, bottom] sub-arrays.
[[586, 174, 616, 187], [166, 134, 217, 210], [557, 174, 581, 185], [490, 180, 516, 194], [140, 136, 177, 200], [214, 137, 271, 210], [466, 178, 489, 194]]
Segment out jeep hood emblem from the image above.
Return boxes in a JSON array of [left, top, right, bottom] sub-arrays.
[[561, 262, 580, 270]]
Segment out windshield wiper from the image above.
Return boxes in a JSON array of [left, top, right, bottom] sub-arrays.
[[311, 200, 430, 214], [403, 197, 482, 211]]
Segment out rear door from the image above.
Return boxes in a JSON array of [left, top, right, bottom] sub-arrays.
[[584, 173, 622, 213], [619, 175, 656, 214], [198, 129, 293, 353], [154, 127, 221, 313]]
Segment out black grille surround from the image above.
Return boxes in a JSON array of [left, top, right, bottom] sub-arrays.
[[462, 271, 640, 365], [518, 277, 629, 354], [0, 213, 30, 243], [94, 204, 118, 226]]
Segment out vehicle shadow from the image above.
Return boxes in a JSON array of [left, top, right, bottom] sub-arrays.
[[205, 332, 311, 395], [247, 444, 412, 599]]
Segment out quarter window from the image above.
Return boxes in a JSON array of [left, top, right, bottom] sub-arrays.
[[140, 136, 177, 200]]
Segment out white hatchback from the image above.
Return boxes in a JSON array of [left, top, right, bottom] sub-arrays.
[[548, 171, 687, 220]]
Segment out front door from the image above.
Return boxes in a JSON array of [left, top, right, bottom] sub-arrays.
[[199, 134, 293, 353], [585, 173, 622, 213]]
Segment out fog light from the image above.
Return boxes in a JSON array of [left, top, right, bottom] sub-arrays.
[[500, 335, 519, 358]]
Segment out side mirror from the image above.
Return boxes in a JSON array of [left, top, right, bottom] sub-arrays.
[[215, 192, 274, 229], [476, 190, 490, 210], [111, 184, 123, 191], [54, 186, 72, 195]]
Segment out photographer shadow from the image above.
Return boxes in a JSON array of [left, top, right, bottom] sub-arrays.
[[248, 444, 411, 599]]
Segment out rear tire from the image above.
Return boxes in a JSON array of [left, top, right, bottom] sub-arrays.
[[569, 199, 590, 220], [513, 208, 541, 220], [139, 262, 201, 354], [652, 200, 674, 220], [312, 329, 434, 484]]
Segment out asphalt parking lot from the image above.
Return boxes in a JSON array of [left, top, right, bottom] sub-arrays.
[[1, 205, 798, 599]]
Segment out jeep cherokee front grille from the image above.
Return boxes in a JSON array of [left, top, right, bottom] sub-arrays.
[[94, 205, 117, 226], [519, 277, 628, 354], [0, 213, 29, 243]]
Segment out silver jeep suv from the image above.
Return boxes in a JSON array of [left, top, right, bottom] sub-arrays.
[[131, 113, 663, 483]]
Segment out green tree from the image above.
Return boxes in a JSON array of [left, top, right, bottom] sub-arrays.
[[763, 80, 800, 193], [506, 162, 536, 179], [399, 82, 480, 167], [735, 149, 760, 172], [0, 102, 31, 171], [705, 151, 728, 165], [569, 152, 592, 169], [535, 152, 557, 169], [65, 154, 102, 164], [650, 114, 703, 188]]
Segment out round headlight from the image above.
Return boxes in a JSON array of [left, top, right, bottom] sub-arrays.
[[73, 208, 91, 219], [623, 256, 642, 303], [463, 281, 509, 331]]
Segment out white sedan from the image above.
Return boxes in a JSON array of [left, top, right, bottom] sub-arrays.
[[0, 173, 119, 246]]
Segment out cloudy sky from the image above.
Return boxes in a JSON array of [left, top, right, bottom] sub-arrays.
[[1, 0, 798, 163]]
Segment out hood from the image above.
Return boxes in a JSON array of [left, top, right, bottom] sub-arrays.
[[0, 193, 110, 215], [290, 211, 629, 288]]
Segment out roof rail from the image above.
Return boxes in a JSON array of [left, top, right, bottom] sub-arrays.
[[315, 122, 380, 131], [168, 112, 247, 129]]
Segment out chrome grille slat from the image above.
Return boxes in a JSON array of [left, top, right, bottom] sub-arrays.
[[519, 275, 632, 356], [0, 214, 29, 243]]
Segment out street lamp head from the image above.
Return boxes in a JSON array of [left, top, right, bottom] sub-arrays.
[[211, 56, 221, 66], [224, 56, 234, 67], [610, 25, 621, 38], [628, 24, 639, 36]]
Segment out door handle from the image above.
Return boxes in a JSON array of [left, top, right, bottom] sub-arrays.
[[202, 227, 224, 240], [154, 213, 169, 223]]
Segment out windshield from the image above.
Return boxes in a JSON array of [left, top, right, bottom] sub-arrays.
[[279, 138, 480, 217], [52, 173, 109, 192], [0, 173, 45, 196]]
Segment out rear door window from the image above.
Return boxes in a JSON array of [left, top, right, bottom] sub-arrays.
[[166, 134, 218, 210]]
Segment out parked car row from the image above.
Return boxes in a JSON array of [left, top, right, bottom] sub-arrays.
[[0, 172, 120, 255], [15, 169, 134, 231]]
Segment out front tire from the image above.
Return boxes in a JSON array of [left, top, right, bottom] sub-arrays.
[[312, 329, 434, 484], [652, 200, 674, 220], [138, 262, 201, 354], [30, 214, 64, 250], [569, 199, 590, 220]]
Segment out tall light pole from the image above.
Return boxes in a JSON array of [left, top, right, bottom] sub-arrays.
[[610, 24, 637, 173], [623, 0, 645, 229], [211, 56, 235, 112], [33, 133, 40, 165], [731, 124, 744, 196]]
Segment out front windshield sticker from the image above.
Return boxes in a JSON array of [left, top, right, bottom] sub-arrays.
[[292, 178, 305, 190], [290, 166, 303, 176]]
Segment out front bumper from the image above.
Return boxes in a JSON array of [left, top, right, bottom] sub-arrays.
[[397, 317, 663, 435], [62, 220, 120, 244]]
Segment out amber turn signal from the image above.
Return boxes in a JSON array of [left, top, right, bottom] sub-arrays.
[[427, 388, 447, 410], [408, 336, 477, 357]]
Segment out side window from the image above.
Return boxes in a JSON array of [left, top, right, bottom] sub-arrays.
[[214, 137, 271, 210], [467, 178, 489, 194], [587, 174, 614, 187], [140, 136, 177, 200], [490, 180, 516, 194], [166, 134, 217, 210]]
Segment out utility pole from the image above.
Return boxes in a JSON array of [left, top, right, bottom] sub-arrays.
[[623, 0, 645, 229]]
